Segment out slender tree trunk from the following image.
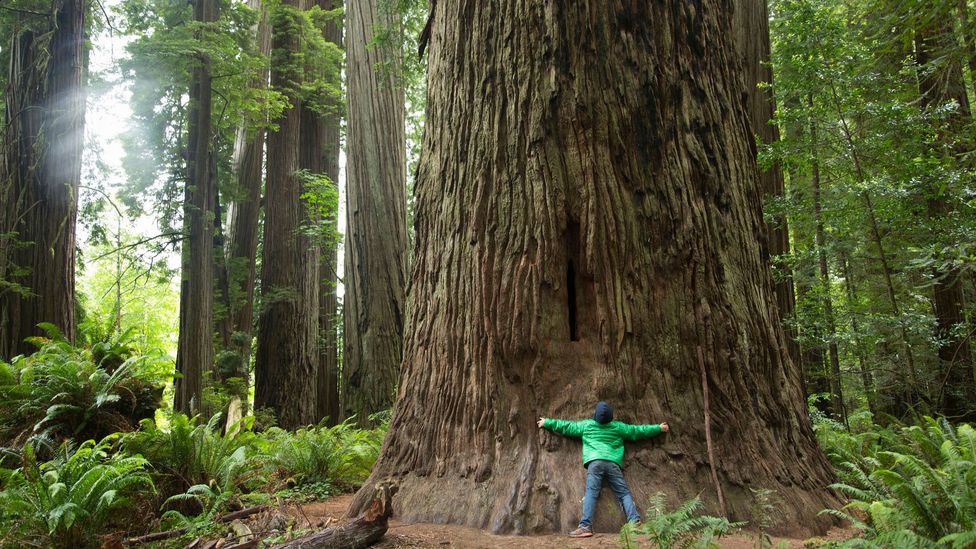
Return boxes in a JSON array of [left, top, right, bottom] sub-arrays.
[[809, 106, 846, 425], [862, 189, 921, 400], [221, 0, 272, 415], [915, 11, 976, 421], [0, 0, 86, 359], [840, 251, 877, 417], [733, 0, 799, 365], [314, 0, 343, 426], [297, 0, 342, 425], [956, 0, 976, 103], [254, 0, 320, 429], [175, 0, 219, 415], [350, 1, 839, 535], [781, 95, 827, 410], [824, 81, 922, 413], [342, 0, 407, 424]]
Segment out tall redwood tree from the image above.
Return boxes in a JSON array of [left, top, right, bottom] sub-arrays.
[[352, 1, 838, 535], [254, 0, 321, 429], [313, 0, 344, 426], [733, 0, 799, 365], [914, 8, 976, 420], [0, 0, 86, 359], [342, 0, 408, 424], [174, 0, 219, 414]]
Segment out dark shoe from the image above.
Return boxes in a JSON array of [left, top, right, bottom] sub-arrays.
[[569, 526, 593, 538]]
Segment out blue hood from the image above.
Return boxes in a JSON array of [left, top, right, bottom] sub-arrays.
[[593, 401, 613, 424]]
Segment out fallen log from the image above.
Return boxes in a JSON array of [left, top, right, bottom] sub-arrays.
[[124, 505, 268, 545], [272, 484, 395, 549]]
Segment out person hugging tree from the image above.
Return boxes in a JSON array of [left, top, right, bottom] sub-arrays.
[[537, 401, 669, 538]]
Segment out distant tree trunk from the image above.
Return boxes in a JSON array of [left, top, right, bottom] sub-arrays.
[[0, 0, 86, 360], [221, 0, 272, 414], [956, 0, 976, 102], [350, 1, 838, 535], [781, 95, 827, 411], [809, 106, 846, 425], [823, 77, 923, 414], [314, 0, 343, 426], [342, 0, 407, 424], [733, 0, 799, 365], [796, 277, 830, 414], [840, 251, 877, 417], [175, 0, 219, 415], [915, 11, 976, 421], [254, 0, 320, 429]]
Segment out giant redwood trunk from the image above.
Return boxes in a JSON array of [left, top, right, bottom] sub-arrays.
[[351, 1, 839, 535], [0, 0, 86, 359], [254, 0, 320, 429], [342, 0, 408, 424], [174, 0, 219, 415], [733, 0, 799, 365]]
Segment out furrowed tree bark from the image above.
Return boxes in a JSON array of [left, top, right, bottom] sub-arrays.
[[350, 1, 839, 536], [314, 0, 343, 426], [914, 10, 976, 421], [733, 0, 799, 365], [255, 0, 320, 429], [175, 0, 219, 415], [0, 0, 86, 359], [342, 0, 407, 424]]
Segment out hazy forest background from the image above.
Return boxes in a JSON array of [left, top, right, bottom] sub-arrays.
[[2, 0, 976, 547]]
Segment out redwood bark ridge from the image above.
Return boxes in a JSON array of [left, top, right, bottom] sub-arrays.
[[352, 1, 838, 536]]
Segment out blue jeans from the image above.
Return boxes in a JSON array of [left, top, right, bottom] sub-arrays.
[[579, 459, 641, 527]]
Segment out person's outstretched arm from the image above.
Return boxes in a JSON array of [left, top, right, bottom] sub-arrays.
[[537, 417, 587, 438], [618, 421, 670, 441]]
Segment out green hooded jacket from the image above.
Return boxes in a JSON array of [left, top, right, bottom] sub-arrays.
[[542, 418, 663, 467]]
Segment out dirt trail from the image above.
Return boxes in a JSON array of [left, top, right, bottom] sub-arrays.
[[291, 494, 856, 549]]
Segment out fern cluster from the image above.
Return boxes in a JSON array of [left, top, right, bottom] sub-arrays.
[[818, 416, 976, 548], [0, 437, 154, 548], [0, 326, 163, 453], [261, 419, 385, 492]]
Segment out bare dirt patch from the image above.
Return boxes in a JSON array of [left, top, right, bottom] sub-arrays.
[[285, 494, 857, 548]]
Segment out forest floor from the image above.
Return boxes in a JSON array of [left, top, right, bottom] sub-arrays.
[[288, 494, 858, 549]]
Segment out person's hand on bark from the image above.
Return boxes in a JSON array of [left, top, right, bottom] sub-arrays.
[[660, 422, 669, 432], [537, 417, 545, 428]]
